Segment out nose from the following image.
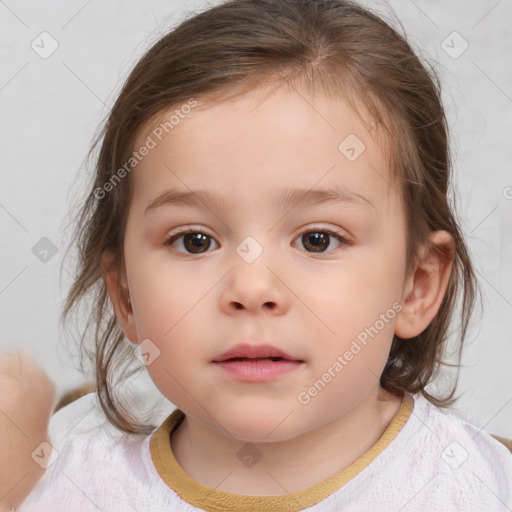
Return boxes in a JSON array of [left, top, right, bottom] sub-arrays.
[[219, 259, 290, 316]]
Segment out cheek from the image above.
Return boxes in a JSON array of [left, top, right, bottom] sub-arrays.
[[294, 251, 402, 380], [125, 250, 194, 335], [126, 257, 212, 353], [301, 257, 402, 338], [141, 307, 216, 411]]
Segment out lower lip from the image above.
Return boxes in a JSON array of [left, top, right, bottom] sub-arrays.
[[213, 358, 303, 382]]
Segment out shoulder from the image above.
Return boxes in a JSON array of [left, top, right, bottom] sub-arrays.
[[45, 391, 144, 457], [396, 393, 512, 508], [50, 390, 116, 442], [336, 393, 512, 510], [20, 390, 178, 511], [20, 392, 143, 510], [411, 392, 512, 465]]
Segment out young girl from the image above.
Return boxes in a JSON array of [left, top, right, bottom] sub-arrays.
[[20, 0, 512, 510]]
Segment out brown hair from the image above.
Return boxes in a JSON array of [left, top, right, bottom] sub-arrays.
[[61, 0, 479, 434]]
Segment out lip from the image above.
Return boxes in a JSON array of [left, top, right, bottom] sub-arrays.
[[212, 343, 301, 362], [212, 343, 304, 383]]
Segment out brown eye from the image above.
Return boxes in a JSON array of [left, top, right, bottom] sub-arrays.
[[295, 230, 348, 253], [165, 230, 219, 254], [182, 233, 211, 253]]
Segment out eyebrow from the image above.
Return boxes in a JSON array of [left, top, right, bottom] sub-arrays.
[[144, 185, 375, 215]]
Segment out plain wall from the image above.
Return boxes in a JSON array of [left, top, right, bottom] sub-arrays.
[[1, 0, 511, 437]]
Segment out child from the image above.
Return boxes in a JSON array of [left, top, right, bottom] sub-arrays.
[[20, 0, 512, 510]]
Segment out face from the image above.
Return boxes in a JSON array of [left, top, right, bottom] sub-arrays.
[[118, 84, 410, 442]]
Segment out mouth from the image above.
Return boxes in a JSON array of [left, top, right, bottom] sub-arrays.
[[212, 343, 303, 363], [212, 344, 304, 382]]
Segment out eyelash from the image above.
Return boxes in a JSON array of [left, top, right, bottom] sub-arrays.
[[163, 226, 350, 255]]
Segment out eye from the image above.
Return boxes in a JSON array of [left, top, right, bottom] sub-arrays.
[[164, 227, 219, 254], [164, 226, 348, 255], [293, 228, 349, 253]]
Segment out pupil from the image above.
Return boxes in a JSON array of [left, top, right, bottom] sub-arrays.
[[304, 232, 328, 252], [184, 233, 210, 253]]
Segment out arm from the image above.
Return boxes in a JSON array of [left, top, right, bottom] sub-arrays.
[[0, 351, 55, 511]]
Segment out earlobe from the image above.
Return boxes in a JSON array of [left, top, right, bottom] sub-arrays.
[[394, 230, 454, 339], [100, 250, 139, 344]]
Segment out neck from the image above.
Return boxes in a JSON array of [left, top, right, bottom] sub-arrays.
[[170, 387, 403, 496]]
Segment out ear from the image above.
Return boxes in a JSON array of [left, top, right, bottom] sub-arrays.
[[100, 249, 139, 344], [394, 230, 454, 339]]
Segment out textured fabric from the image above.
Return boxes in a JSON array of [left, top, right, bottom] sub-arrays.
[[20, 390, 512, 511], [148, 394, 414, 511]]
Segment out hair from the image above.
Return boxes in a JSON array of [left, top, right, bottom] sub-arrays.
[[61, 0, 479, 435]]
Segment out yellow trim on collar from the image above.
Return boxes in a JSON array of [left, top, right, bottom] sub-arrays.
[[150, 393, 413, 511]]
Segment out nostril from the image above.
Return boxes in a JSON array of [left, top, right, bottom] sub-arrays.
[[231, 301, 276, 310]]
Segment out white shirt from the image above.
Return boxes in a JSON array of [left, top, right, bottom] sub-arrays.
[[20, 388, 512, 511]]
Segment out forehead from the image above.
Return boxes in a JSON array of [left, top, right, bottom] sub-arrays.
[[130, 84, 398, 214]]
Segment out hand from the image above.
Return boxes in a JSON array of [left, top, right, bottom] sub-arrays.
[[0, 351, 56, 510]]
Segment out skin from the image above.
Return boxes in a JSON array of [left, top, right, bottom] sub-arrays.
[[0, 351, 55, 510], [102, 83, 453, 495]]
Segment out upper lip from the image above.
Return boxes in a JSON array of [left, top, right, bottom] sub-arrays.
[[212, 343, 302, 362]]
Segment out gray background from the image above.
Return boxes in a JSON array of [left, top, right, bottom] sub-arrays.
[[1, 0, 511, 437]]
